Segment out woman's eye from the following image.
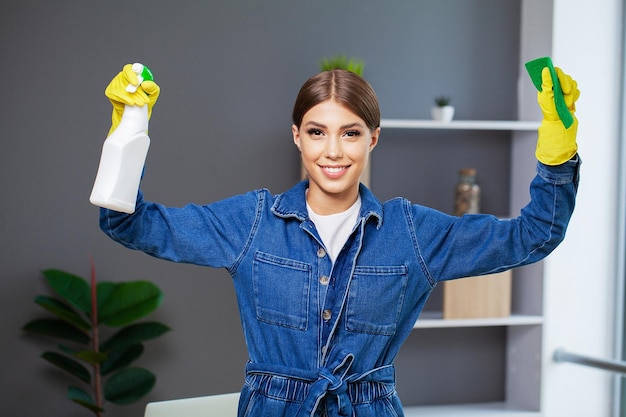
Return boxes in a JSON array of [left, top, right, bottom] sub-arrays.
[[307, 128, 324, 136], [344, 130, 361, 138]]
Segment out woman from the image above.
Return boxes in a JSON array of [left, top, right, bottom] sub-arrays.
[[100, 66, 580, 416]]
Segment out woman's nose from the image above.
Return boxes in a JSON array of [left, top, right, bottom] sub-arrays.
[[325, 136, 343, 159]]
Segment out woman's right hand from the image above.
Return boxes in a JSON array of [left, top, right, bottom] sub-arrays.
[[104, 64, 160, 136]]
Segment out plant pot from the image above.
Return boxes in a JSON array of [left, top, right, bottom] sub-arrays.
[[431, 105, 455, 122]]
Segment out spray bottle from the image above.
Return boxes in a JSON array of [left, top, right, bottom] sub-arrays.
[[90, 63, 153, 214]]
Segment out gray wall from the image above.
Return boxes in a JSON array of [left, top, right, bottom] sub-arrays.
[[0, 1, 520, 415]]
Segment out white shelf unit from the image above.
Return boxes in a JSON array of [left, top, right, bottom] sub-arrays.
[[382, 118, 544, 415], [414, 312, 543, 329], [380, 119, 540, 131], [404, 402, 541, 417]]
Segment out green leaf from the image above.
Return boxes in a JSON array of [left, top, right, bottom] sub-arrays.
[[34, 295, 91, 331], [74, 350, 108, 365], [96, 281, 117, 312], [42, 269, 91, 315], [101, 344, 144, 376], [59, 345, 108, 365], [59, 343, 78, 355], [98, 281, 164, 327], [100, 322, 170, 352], [23, 318, 90, 345], [67, 386, 103, 413], [319, 55, 365, 76], [42, 351, 91, 383], [101, 344, 144, 375], [105, 367, 156, 405]]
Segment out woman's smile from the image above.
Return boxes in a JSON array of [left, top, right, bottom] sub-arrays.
[[320, 164, 350, 178]]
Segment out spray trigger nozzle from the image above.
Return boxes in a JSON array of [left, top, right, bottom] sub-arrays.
[[125, 63, 154, 93]]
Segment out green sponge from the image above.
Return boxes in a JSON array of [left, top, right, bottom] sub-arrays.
[[525, 56, 574, 129]]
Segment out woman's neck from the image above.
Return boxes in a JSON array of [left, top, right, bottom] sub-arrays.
[[305, 185, 359, 215]]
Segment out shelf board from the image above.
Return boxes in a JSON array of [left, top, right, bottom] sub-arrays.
[[414, 313, 543, 329], [380, 119, 540, 131], [404, 402, 540, 416]]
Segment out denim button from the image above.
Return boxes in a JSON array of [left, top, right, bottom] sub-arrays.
[[320, 275, 330, 285], [317, 248, 326, 258], [322, 309, 332, 321]]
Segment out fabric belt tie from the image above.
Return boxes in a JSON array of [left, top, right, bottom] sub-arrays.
[[245, 351, 395, 417], [297, 352, 355, 417]]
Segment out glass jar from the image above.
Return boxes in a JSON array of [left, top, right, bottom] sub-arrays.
[[454, 168, 480, 216]]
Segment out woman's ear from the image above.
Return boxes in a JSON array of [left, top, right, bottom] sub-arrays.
[[292, 125, 301, 150], [369, 127, 381, 151]]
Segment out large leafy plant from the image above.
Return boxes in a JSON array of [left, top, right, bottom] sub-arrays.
[[22, 263, 170, 416]]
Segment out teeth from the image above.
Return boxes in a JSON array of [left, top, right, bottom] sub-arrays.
[[324, 167, 345, 173]]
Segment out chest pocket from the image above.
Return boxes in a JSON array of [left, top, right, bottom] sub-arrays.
[[345, 265, 408, 335], [253, 251, 311, 331]]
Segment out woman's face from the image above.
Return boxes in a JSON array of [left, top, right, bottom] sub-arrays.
[[292, 99, 379, 215]]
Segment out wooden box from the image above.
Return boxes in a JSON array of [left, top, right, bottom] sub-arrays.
[[443, 270, 512, 319]]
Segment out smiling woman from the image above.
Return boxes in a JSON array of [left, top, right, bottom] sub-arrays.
[[293, 69, 379, 192], [292, 94, 379, 215], [95, 63, 581, 417]]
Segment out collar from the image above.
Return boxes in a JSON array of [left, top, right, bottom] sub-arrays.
[[271, 180, 383, 229]]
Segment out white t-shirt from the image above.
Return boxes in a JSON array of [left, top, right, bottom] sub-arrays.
[[307, 196, 362, 262]]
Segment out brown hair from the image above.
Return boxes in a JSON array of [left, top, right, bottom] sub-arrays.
[[292, 69, 380, 131]]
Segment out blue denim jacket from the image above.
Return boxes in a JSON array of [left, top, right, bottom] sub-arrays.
[[100, 158, 579, 417]]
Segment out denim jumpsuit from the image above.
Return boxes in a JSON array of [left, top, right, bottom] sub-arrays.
[[100, 158, 580, 417]]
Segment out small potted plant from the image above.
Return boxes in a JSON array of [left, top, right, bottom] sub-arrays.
[[431, 95, 455, 122], [320, 55, 365, 76]]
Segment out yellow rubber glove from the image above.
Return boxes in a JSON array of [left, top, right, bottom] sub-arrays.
[[105, 64, 160, 136], [536, 67, 580, 165]]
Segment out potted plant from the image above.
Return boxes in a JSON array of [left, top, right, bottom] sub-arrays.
[[22, 262, 170, 416], [431, 95, 455, 122], [320, 54, 365, 76]]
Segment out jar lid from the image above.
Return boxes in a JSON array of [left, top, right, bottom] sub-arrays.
[[459, 168, 476, 176]]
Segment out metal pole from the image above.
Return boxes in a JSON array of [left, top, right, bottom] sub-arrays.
[[554, 348, 626, 376], [613, 3, 626, 415]]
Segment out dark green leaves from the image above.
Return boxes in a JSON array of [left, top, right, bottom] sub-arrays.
[[100, 344, 144, 376], [42, 352, 90, 383], [43, 269, 92, 314], [34, 295, 91, 331], [100, 322, 170, 352], [105, 368, 156, 405], [68, 386, 103, 412], [319, 55, 365, 76], [22, 319, 89, 344], [22, 267, 169, 416], [98, 281, 164, 326]]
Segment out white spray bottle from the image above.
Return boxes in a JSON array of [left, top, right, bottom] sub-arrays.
[[90, 63, 153, 214]]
